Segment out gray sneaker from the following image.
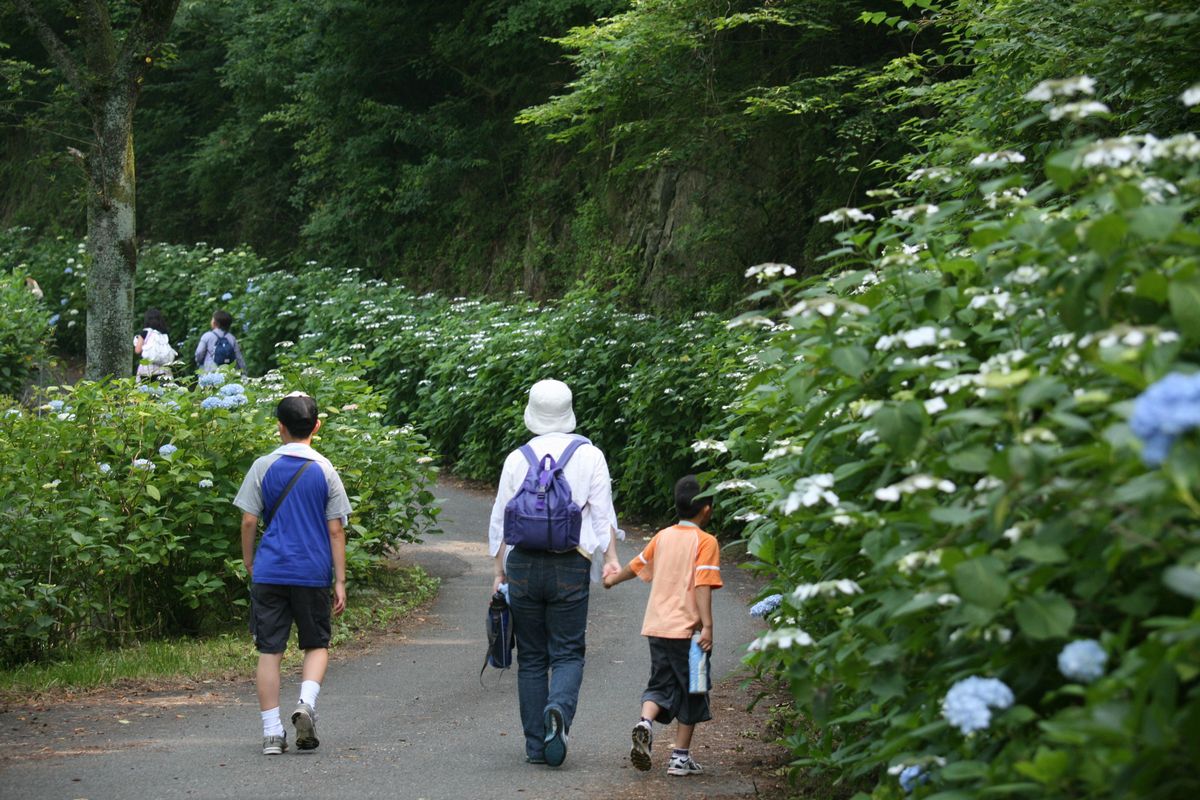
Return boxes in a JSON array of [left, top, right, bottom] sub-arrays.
[[291, 702, 320, 750], [262, 734, 288, 755]]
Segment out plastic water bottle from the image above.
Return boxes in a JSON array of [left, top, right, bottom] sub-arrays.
[[688, 632, 710, 694]]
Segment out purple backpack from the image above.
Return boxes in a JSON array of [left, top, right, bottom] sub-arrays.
[[503, 437, 589, 551]]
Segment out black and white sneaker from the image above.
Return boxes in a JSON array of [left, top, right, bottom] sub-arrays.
[[543, 706, 568, 767], [630, 721, 653, 771], [667, 754, 703, 776]]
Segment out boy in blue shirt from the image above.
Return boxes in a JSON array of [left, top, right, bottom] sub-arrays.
[[235, 392, 352, 755]]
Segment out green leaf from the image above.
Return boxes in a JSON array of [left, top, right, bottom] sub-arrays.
[[948, 445, 993, 473], [1012, 541, 1068, 564], [1128, 204, 1185, 242], [953, 556, 1009, 610], [1084, 213, 1127, 257], [1014, 747, 1070, 784], [874, 401, 926, 457], [145, 484, 161, 501], [831, 346, 869, 378], [1015, 592, 1076, 639], [1168, 276, 1200, 341], [941, 761, 990, 780], [1163, 565, 1200, 599]]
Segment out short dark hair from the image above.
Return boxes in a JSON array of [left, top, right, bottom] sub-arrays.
[[276, 393, 318, 438], [675, 474, 711, 519], [213, 309, 233, 331], [143, 307, 168, 335]]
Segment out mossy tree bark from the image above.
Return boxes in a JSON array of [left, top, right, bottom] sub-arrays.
[[12, 0, 181, 379]]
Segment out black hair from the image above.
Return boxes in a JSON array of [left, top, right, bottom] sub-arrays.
[[143, 307, 169, 336], [212, 309, 233, 331], [674, 474, 711, 520], [276, 394, 318, 439]]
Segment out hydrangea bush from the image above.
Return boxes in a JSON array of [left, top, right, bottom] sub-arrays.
[[0, 356, 439, 664], [720, 94, 1200, 796], [0, 269, 52, 397]]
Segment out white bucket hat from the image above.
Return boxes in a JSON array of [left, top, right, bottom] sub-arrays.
[[524, 379, 577, 435]]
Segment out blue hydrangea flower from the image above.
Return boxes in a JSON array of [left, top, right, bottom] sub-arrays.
[[137, 384, 165, 396], [942, 676, 1014, 735], [60, 297, 68, 306], [200, 395, 227, 409], [1058, 639, 1107, 683], [163, 399, 180, 410], [48, 314, 60, 326], [750, 594, 784, 619], [158, 443, 178, 457], [198, 479, 214, 489], [899, 765, 930, 793], [99, 462, 111, 474], [1130, 372, 1200, 465], [64, 266, 73, 274], [132, 458, 156, 472], [221, 292, 233, 301], [198, 372, 226, 388], [229, 394, 248, 406], [220, 383, 246, 397], [48, 400, 65, 412]]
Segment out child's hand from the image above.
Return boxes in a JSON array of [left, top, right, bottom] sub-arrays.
[[698, 626, 713, 652], [602, 574, 616, 589]]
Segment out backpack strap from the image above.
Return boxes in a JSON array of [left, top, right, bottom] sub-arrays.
[[264, 460, 313, 528], [518, 444, 539, 469], [556, 437, 590, 469]]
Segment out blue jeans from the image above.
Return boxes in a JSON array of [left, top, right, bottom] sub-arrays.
[[505, 548, 591, 759]]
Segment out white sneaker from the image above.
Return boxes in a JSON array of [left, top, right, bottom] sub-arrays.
[[291, 702, 320, 750], [667, 754, 703, 776], [630, 721, 653, 771]]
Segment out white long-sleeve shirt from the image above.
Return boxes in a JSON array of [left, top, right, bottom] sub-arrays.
[[488, 433, 621, 582]]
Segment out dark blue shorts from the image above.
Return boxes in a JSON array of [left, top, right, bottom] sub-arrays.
[[642, 637, 712, 726]]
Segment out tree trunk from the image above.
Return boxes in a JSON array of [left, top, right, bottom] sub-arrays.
[[85, 92, 137, 380]]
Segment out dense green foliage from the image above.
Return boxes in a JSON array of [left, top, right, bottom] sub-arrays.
[[0, 361, 439, 665], [0, 266, 50, 396]]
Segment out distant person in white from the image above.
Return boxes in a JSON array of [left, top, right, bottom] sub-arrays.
[[488, 379, 622, 767]]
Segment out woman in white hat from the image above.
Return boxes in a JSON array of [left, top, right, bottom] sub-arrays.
[[488, 379, 622, 767]]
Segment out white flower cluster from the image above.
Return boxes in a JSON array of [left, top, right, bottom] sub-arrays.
[[896, 549, 943, 575], [745, 262, 797, 282], [748, 627, 815, 651], [1048, 101, 1109, 121], [1078, 328, 1178, 349], [1139, 177, 1179, 204], [784, 297, 869, 319], [875, 474, 957, 502], [714, 479, 756, 493], [876, 326, 951, 351], [763, 439, 803, 460], [779, 474, 839, 513], [792, 580, 862, 601], [1181, 84, 1200, 108], [1024, 75, 1096, 101], [1005, 265, 1045, 285], [891, 204, 939, 222], [967, 289, 1017, 320], [1079, 133, 1200, 169], [969, 150, 1026, 167], [905, 167, 955, 184], [818, 207, 876, 224], [691, 439, 728, 454], [984, 186, 1028, 209]]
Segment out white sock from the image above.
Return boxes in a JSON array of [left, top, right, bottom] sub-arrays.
[[299, 680, 321, 709], [262, 707, 284, 737]]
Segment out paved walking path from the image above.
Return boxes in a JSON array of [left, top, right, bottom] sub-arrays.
[[0, 481, 763, 800]]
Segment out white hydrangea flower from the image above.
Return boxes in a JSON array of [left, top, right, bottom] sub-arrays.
[[818, 207, 876, 224], [924, 397, 948, 415], [970, 150, 1027, 167], [691, 439, 729, 454], [1024, 75, 1096, 101], [905, 166, 955, 183], [897, 549, 943, 575], [792, 580, 863, 601], [748, 628, 816, 651], [1047, 101, 1110, 121], [1181, 85, 1200, 108], [780, 474, 839, 513], [875, 474, 957, 502], [891, 204, 940, 222], [715, 479, 756, 492], [745, 262, 797, 282], [1006, 265, 1045, 285]]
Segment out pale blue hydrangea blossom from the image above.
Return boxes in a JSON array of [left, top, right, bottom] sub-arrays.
[[132, 458, 156, 472], [220, 383, 246, 397], [198, 479, 214, 489], [750, 594, 783, 619], [899, 765, 930, 793], [159, 443, 178, 457], [1057, 639, 1107, 683], [1130, 372, 1200, 466], [99, 463, 111, 474], [48, 400, 65, 412], [221, 292, 233, 300], [942, 676, 1014, 735], [198, 372, 226, 388]]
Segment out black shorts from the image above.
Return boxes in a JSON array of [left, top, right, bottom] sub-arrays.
[[641, 637, 712, 726], [249, 583, 332, 653]]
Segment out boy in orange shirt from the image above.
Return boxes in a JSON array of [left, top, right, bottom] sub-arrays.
[[603, 475, 722, 776]]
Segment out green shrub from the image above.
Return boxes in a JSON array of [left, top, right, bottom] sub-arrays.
[[714, 94, 1200, 796], [0, 268, 51, 397], [0, 355, 438, 665]]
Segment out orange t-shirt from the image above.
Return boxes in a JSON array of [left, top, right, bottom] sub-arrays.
[[630, 522, 723, 639]]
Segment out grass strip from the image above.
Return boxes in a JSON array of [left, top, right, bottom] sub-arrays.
[[0, 565, 439, 698]]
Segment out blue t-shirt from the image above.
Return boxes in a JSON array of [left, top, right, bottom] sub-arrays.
[[234, 444, 352, 587]]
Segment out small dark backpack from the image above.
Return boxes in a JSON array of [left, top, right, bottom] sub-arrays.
[[503, 437, 588, 551], [212, 331, 236, 366]]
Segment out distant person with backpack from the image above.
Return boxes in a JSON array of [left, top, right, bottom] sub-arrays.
[[488, 379, 622, 767], [195, 309, 247, 373], [603, 475, 722, 777], [133, 307, 177, 381], [234, 392, 352, 756]]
